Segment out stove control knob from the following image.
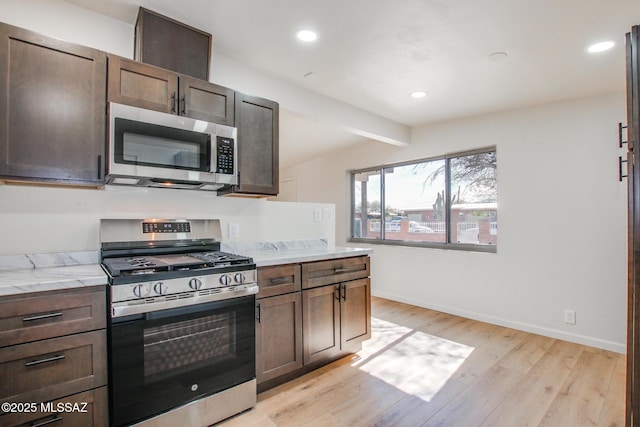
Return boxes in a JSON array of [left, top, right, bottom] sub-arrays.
[[234, 273, 246, 284], [133, 284, 150, 298], [219, 274, 231, 286], [154, 282, 167, 295], [189, 278, 203, 290]]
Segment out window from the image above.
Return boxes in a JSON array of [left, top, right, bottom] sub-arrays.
[[351, 148, 497, 252]]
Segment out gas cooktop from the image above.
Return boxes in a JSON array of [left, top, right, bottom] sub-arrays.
[[102, 251, 254, 278]]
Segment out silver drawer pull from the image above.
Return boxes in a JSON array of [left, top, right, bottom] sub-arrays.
[[25, 354, 66, 367], [29, 415, 64, 427], [269, 277, 290, 285], [22, 312, 63, 322], [334, 267, 350, 273]]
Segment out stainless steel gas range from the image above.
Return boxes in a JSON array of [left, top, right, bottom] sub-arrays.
[[100, 219, 257, 427]]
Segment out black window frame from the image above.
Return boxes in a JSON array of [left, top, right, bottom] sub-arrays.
[[349, 147, 497, 253]]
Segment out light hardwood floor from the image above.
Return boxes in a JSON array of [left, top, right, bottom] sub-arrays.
[[219, 296, 626, 426]]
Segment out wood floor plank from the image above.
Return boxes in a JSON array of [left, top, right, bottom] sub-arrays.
[[364, 378, 470, 427], [497, 332, 556, 374], [479, 339, 584, 427], [597, 354, 627, 427], [539, 349, 618, 426], [422, 365, 524, 426], [218, 297, 625, 427], [449, 328, 528, 385]]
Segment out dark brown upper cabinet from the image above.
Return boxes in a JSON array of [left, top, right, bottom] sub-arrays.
[[107, 54, 234, 126], [220, 92, 279, 196], [135, 7, 211, 81], [0, 23, 107, 186]]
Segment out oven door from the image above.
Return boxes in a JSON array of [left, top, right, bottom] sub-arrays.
[[108, 295, 255, 427]]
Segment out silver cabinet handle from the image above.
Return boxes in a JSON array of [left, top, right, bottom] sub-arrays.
[[29, 416, 64, 427], [25, 355, 66, 367], [22, 312, 63, 322]]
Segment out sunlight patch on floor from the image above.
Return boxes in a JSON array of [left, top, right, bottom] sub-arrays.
[[352, 317, 474, 402]]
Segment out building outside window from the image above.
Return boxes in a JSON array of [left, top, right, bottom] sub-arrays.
[[351, 147, 497, 252]]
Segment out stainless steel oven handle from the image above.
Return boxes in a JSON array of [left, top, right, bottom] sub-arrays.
[[111, 284, 258, 318]]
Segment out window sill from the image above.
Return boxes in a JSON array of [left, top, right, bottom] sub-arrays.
[[348, 238, 497, 253]]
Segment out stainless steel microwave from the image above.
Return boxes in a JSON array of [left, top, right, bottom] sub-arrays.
[[106, 102, 237, 191]]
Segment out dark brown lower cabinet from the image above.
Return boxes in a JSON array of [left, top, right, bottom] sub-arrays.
[[303, 278, 371, 365], [256, 257, 371, 391], [0, 287, 108, 427], [255, 292, 303, 383], [340, 278, 372, 352], [302, 284, 341, 364]]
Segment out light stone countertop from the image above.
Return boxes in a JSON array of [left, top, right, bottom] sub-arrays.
[[0, 241, 371, 297], [222, 240, 373, 267], [0, 251, 107, 297]]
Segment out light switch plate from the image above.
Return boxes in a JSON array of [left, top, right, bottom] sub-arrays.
[[323, 207, 333, 221], [229, 223, 240, 239]]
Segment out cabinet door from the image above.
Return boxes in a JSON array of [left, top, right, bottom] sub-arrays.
[[302, 285, 340, 365], [107, 54, 178, 114], [179, 75, 234, 125], [0, 23, 106, 185], [232, 92, 279, 195], [256, 293, 303, 384], [340, 278, 372, 352], [627, 25, 640, 426], [135, 7, 211, 81]]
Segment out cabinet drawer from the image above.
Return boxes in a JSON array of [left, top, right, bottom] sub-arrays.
[[0, 330, 107, 405], [0, 386, 108, 427], [301, 256, 370, 289], [0, 287, 106, 347], [257, 264, 301, 298]]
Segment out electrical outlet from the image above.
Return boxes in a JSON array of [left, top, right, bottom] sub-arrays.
[[323, 207, 333, 221], [314, 208, 322, 222], [564, 309, 576, 325]]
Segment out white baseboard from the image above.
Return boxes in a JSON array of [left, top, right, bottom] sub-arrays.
[[372, 290, 626, 354]]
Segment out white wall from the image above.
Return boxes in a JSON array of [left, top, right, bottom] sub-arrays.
[[0, 185, 335, 254], [283, 93, 628, 353]]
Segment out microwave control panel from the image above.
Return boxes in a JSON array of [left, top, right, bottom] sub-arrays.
[[216, 136, 235, 175]]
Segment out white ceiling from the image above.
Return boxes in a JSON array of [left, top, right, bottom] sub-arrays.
[[68, 0, 640, 168]]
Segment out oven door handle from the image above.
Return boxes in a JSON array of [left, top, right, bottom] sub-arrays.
[[143, 295, 254, 321]]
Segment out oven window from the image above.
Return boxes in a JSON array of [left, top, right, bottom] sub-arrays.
[[144, 312, 236, 382], [114, 118, 210, 171]]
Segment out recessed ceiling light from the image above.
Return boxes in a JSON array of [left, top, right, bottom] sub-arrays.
[[587, 40, 616, 53], [411, 91, 427, 98], [296, 30, 318, 42], [488, 52, 508, 62]]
